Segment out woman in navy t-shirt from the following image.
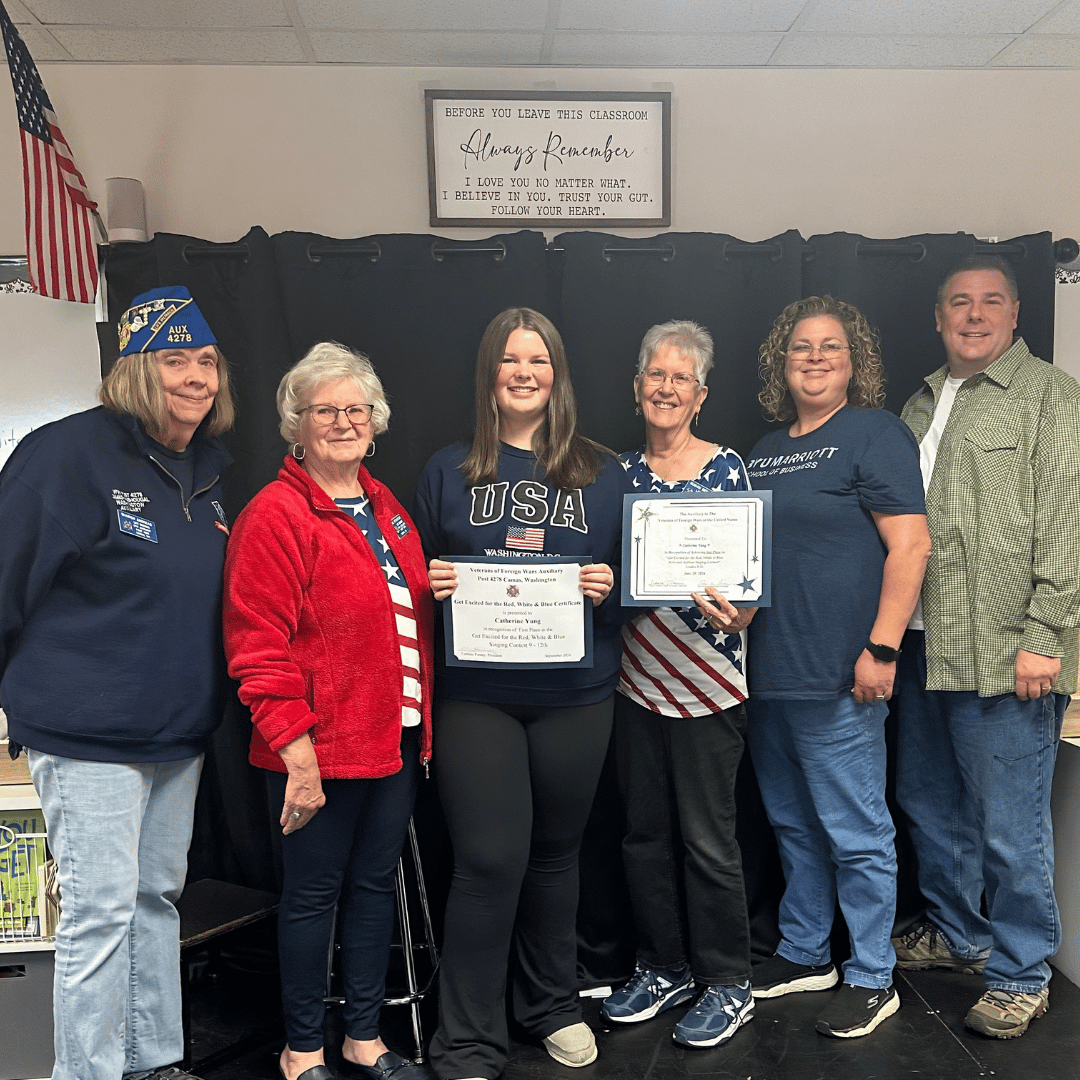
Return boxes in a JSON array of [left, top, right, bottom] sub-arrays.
[[743, 297, 930, 1039], [414, 308, 626, 1080]]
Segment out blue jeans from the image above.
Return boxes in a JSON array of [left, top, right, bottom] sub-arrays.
[[28, 752, 203, 1080], [746, 695, 896, 989], [895, 630, 1064, 992]]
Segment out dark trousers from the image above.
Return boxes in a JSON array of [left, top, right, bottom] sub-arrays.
[[615, 693, 751, 985], [267, 728, 419, 1051], [428, 696, 614, 1080]]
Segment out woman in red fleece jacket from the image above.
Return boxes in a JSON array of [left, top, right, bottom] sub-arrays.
[[224, 342, 433, 1080]]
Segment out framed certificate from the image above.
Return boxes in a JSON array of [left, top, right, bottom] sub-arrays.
[[621, 491, 772, 607], [442, 556, 594, 668]]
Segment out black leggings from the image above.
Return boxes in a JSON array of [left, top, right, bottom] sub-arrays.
[[267, 728, 418, 1052], [428, 695, 615, 1080]]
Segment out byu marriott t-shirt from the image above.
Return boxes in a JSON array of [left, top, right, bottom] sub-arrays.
[[745, 406, 924, 699]]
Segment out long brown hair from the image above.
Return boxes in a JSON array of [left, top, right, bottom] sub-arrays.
[[461, 307, 611, 489]]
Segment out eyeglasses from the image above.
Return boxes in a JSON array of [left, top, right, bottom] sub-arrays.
[[787, 343, 850, 359], [303, 404, 374, 426], [641, 370, 699, 390]]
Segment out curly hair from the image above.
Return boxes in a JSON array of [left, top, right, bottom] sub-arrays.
[[757, 295, 885, 422]]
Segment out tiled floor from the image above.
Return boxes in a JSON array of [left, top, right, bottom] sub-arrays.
[[191, 927, 1080, 1080]]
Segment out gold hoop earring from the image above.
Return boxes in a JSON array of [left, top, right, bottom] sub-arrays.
[[291, 443, 305, 461]]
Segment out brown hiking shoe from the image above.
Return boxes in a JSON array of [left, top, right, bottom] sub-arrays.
[[892, 920, 986, 974], [964, 987, 1049, 1038]]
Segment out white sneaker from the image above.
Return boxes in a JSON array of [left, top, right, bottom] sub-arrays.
[[542, 1023, 597, 1067]]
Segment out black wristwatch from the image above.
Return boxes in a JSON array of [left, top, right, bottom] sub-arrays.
[[866, 640, 901, 663]]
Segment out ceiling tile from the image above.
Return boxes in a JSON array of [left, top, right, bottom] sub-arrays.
[[801, 0, 1058, 35], [297, 1, 546, 31], [772, 33, 1013, 67], [5, 0, 34, 22], [308, 30, 543, 64], [22, 1, 290, 28], [557, 0, 808, 33], [1031, 0, 1080, 34], [9, 24, 70, 59], [992, 35, 1080, 65], [48, 27, 307, 61], [551, 31, 782, 66]]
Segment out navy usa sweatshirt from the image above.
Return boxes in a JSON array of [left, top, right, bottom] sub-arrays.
[[413, 442, 628, 706]]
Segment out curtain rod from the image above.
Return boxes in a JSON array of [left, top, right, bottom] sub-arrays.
[[172, 238, 1079, 266]]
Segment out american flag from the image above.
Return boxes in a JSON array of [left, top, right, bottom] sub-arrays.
[[505, 526, 545, 551], [1, 2, 100, 303]]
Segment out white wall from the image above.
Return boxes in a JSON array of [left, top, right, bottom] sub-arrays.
[[1, 66, 1079, 251]]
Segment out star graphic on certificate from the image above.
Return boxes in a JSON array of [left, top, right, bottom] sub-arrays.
[[739, 576, 756, 594], [637, 507, 654, 522], [382, 560, 401, 582]]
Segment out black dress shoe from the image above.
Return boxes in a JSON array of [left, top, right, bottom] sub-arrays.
[[341, 1051, 428, 1080], [280, 1065, 335, 1080]]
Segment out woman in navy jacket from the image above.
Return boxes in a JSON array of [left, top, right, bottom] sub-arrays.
[[415, 308, 626, 1080], [0, 287, 234, 1080], [224, 342, 433, 1080]]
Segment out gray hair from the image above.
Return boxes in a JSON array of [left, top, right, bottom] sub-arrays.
[[636, 320, 715, 384], [277, 341, 390, 443]]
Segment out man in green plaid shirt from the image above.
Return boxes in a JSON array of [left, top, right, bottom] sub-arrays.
[[891, 254, 1080, 1039]]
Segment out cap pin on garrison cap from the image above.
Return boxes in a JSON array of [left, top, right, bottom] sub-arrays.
[[117, 286, 218, 357]]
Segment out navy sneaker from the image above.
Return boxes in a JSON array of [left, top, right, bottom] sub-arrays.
[[602, 964, 694, 1023], [673, 983, 754, 1048]]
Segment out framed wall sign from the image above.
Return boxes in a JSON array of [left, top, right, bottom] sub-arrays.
[[425, 90, 670, 228]]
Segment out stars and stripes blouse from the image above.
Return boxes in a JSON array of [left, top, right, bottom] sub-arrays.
[[617, 445, 750, 717], [337, 495, 422, 727]]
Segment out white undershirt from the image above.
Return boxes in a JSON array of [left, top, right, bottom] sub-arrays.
[[909, 374, 965, 630]]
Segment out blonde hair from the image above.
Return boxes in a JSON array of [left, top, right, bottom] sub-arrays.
[[99, 346, 235, 440]]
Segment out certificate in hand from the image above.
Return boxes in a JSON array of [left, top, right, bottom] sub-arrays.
[[443, 556, 593, 668], [621, 491, 772, 607]]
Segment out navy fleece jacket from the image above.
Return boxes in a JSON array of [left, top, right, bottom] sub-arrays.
[[0, 406, 233, 761]]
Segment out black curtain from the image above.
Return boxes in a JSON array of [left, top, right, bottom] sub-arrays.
[[98, 225, 1059, 963], [271, 229, 551, 511], [555, 230, 805, 462], [802, 231, 1056, 413]]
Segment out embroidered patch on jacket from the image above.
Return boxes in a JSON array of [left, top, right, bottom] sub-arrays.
[[112, 489, 151, 513], [505, 526, 544, 551], [117, 510, 158, 543], [390, 514, 410, 538]]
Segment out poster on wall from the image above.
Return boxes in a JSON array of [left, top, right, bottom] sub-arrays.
[[425, 90, 670, 228], [0, 289, 101, 469]]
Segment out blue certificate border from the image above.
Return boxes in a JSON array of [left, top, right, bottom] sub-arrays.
[[620, 491, 772, 608], [442, 555, 594, 669]]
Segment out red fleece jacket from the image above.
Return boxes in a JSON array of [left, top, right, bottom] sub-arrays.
[[223, 456, 434, 778]]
